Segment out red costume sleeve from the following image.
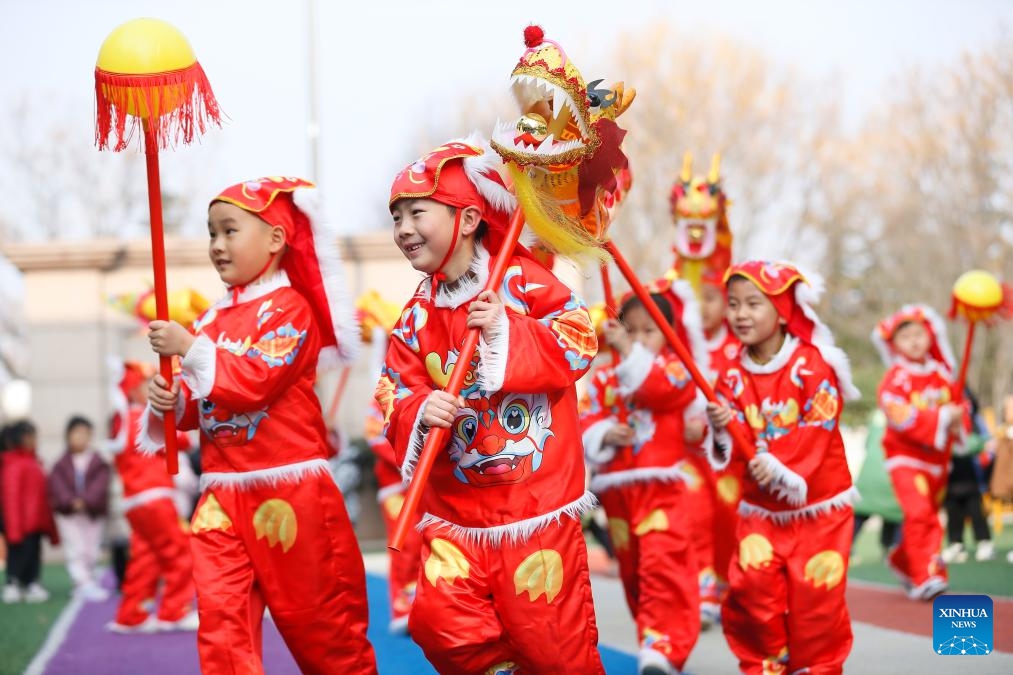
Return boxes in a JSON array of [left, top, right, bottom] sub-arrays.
[[376, 318, 432, 470], [629, 349, 697, 412], [181, 291, 319, 414], [877, 366, 953, 452], [485, 261, 597, 394]]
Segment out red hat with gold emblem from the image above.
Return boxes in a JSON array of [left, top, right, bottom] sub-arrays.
[[872, 304, 955, 370], [725, 260, 860, 400], [212, 177, 358, 368], [389, 136, 519, 266]]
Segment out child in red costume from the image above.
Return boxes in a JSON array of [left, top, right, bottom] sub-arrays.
[[873, 304, 965, 601], [706, 261, 860, 675], [144, 177, 377, 674], [580, 283, 705, 675], [377, 138, 604, 675], [1, 420, 58, 604], [107, 361, 197, 632]]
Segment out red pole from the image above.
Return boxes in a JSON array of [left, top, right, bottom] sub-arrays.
[[390, 208, 527, 550], [952, 321, 975, 405], [600, 263, 627, 424], [604, 240, 756, 459], [143, 126, 178, 475]]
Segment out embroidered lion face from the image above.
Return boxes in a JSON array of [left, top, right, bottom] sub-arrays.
[[448, 392, 553, 487], [199, 399, 268, 447]]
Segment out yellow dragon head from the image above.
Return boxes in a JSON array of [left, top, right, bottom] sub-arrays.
[[490, 25, 635, 260], [667, 152, 732, 294]]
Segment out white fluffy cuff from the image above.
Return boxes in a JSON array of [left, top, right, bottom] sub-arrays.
[[615, 342, 655, 394], [181, 335, 217, 400], [755, 452, 808, 507], [477, 308, 509, 393], [582, 418, 619, 466]]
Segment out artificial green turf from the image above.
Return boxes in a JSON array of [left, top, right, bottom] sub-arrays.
[[0, 564, 73, 675], [849, 517, 1013, 597]]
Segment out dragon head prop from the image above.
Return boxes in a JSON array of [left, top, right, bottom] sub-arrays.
[[668, 152, 732, 294], [108, 287, 210, 328], [490, 25, 635, 262]]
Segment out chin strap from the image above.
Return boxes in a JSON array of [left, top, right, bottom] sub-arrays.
[[430, 209, 464, 301]]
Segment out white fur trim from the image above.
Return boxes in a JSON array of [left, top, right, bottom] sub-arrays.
[[935, 404, 954, 451], [884, 455, 945, 478], [199, 458, 331, 491], [615, 342, 655, 394], [180, 335, 216, 400], [121, 487, 176, 514], [705, 323, 728, 353], [376, 483, 406, 504], [669, 278, 712, 378], [417, 491, 598, 546], [791, 266, 860, 401], [135, 400, 184, 456], [476, 306, 509, 393], [590, 461, 692, 494], [422, 243, 491, 309], [706, 427, 733, 471], [684, 390, 708, 424], [293, 188, 361, 368], [741, 335, 800, 374], [211, 271, 291, 310], [455, 133, 518, 215], [106, 357, 128, 456], [738, 487, 857, 524], [871, 304, 955, 371], [754, 451, 808, 506], [400, 406, 429, 480], [582, 418, 618, 466], [894, 357, 951, 378]]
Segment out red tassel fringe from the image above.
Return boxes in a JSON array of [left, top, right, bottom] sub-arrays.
[[94, 61, 223, 152]]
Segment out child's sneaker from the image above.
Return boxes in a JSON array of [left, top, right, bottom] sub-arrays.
[[157, 610, 199, 632], [76, 583, 111, 602], [699, 602, 721, 631], [638, 647, 678, 675], [941, 543, 967, 564], [106, 616, 159, 634], [908, 575, 948, 601], [389, 615, 409, 635], [23, 583, 50, 603], [2, 584, 22, 604], [975, 540, 995, 562]]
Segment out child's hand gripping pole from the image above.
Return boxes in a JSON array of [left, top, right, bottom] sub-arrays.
[[143, 126, 178, 475], [389, 207, 527, 551], [603, 240, 757, 460]]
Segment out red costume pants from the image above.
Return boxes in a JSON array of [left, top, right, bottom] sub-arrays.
[[115, 497, 194, 626], [887, 465, 948, 587], [410, 517, 603, 675], [190, 474, 376, 675], [378, 489, 422, 625], [722, 506, 853, 675], [599, 480, 700, 671], [683, 453, 719, 606]]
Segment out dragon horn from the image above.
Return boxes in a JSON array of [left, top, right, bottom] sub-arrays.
[[708, 153, 721, 183], [680, 152, 693, 183]]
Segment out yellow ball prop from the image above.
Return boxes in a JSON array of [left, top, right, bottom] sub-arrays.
[[952, 270, 1003, 314], [96, 18, 198, 119]]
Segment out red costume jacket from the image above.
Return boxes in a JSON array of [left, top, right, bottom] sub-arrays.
[[580, 345, 697, 491], [141, 276, 332, 488], [877, 358, 959, 479], [376, 247, 598, 543], [1, 449, 59, 545], [709, 337, 855, 520]]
